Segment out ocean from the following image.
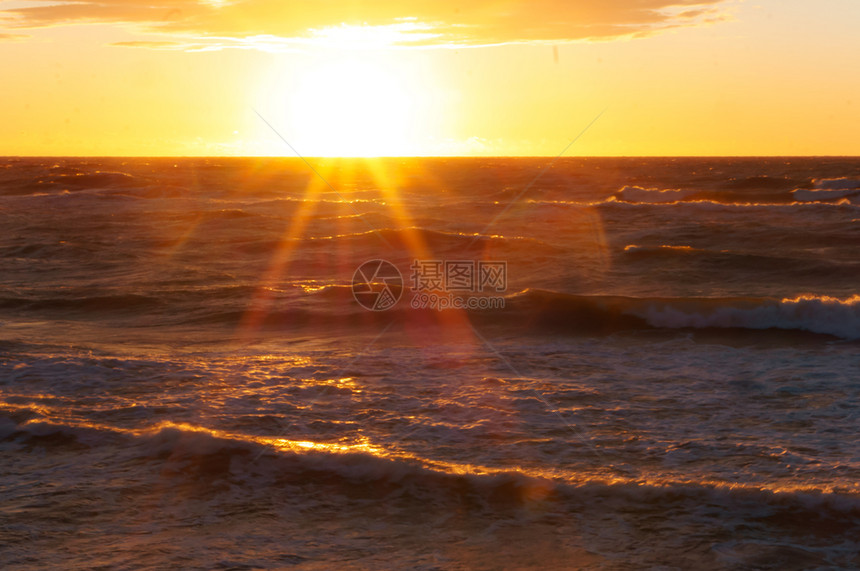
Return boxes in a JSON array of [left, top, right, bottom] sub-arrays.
[[1, 156, 858, 570]]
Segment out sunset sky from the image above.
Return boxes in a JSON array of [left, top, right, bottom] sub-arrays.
[[1, 0, 858, 156]]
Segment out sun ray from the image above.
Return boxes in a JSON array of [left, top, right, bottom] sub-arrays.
[[236, 169, 328, 340]]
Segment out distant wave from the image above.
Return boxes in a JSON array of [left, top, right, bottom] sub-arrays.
[[612, 184, 860, 206], [723, 174, 798, 190], [0, 293, 164, 312], [793, 187, 860, 202], [531, 195, 859, 209], [304, 227, 556, 251], [619, 244, 860, 278], [622, 244, 705, 256], [615, 186, 700, 203], [28, 171, 140, 192], [612, 184, 797, 205]]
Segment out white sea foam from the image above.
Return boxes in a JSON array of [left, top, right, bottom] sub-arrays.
[[793, 187, 860, 201], [813, 177, 860, 191], [636, 294, 860, 339], [615, 185, 697, 203]]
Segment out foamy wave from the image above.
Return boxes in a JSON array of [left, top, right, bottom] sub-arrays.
[[813, 177, 860, 191], [636, 294, 860, 340], [623, 244, 702, 254], [605, 197, 859, 209], [531, 197, 858, 210], [792, 177, 860, 203], [793, 187, 860, 202], [504, 290, 860, 340], [4, 415, 858, 569], [6, 416, 859, 502], [613, 183, 860, 206], [615, 186, 697, 203]]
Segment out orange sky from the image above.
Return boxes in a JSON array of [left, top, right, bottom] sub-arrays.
[[1, 0, 858, 156]]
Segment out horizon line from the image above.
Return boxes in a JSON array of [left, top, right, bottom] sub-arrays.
[[4, 154, 860, 159]]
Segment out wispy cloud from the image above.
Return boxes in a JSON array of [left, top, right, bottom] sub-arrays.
[[2, 0, 732, 49], [0, 32, 28, 41], [111, 35, 298, 52], [112, 40, 187, 49]]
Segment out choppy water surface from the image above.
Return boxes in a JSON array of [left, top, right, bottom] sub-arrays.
[[1, 157, 859, 569]]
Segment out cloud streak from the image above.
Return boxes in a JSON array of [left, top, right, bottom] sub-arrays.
[[2, 0, 731, 47]]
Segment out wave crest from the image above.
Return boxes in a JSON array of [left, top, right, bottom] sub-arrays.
[[636, 294, 860, 340]]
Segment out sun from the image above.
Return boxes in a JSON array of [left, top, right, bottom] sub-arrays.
[[284, 58, 419, 157]]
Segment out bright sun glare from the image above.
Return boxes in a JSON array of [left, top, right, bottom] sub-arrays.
[[286, 59, 418, 157]]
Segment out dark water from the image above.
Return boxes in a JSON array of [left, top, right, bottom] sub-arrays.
[[1, 157, 859, 569]]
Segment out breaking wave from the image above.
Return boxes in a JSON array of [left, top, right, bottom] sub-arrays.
[[502, 291, 860, 340]]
